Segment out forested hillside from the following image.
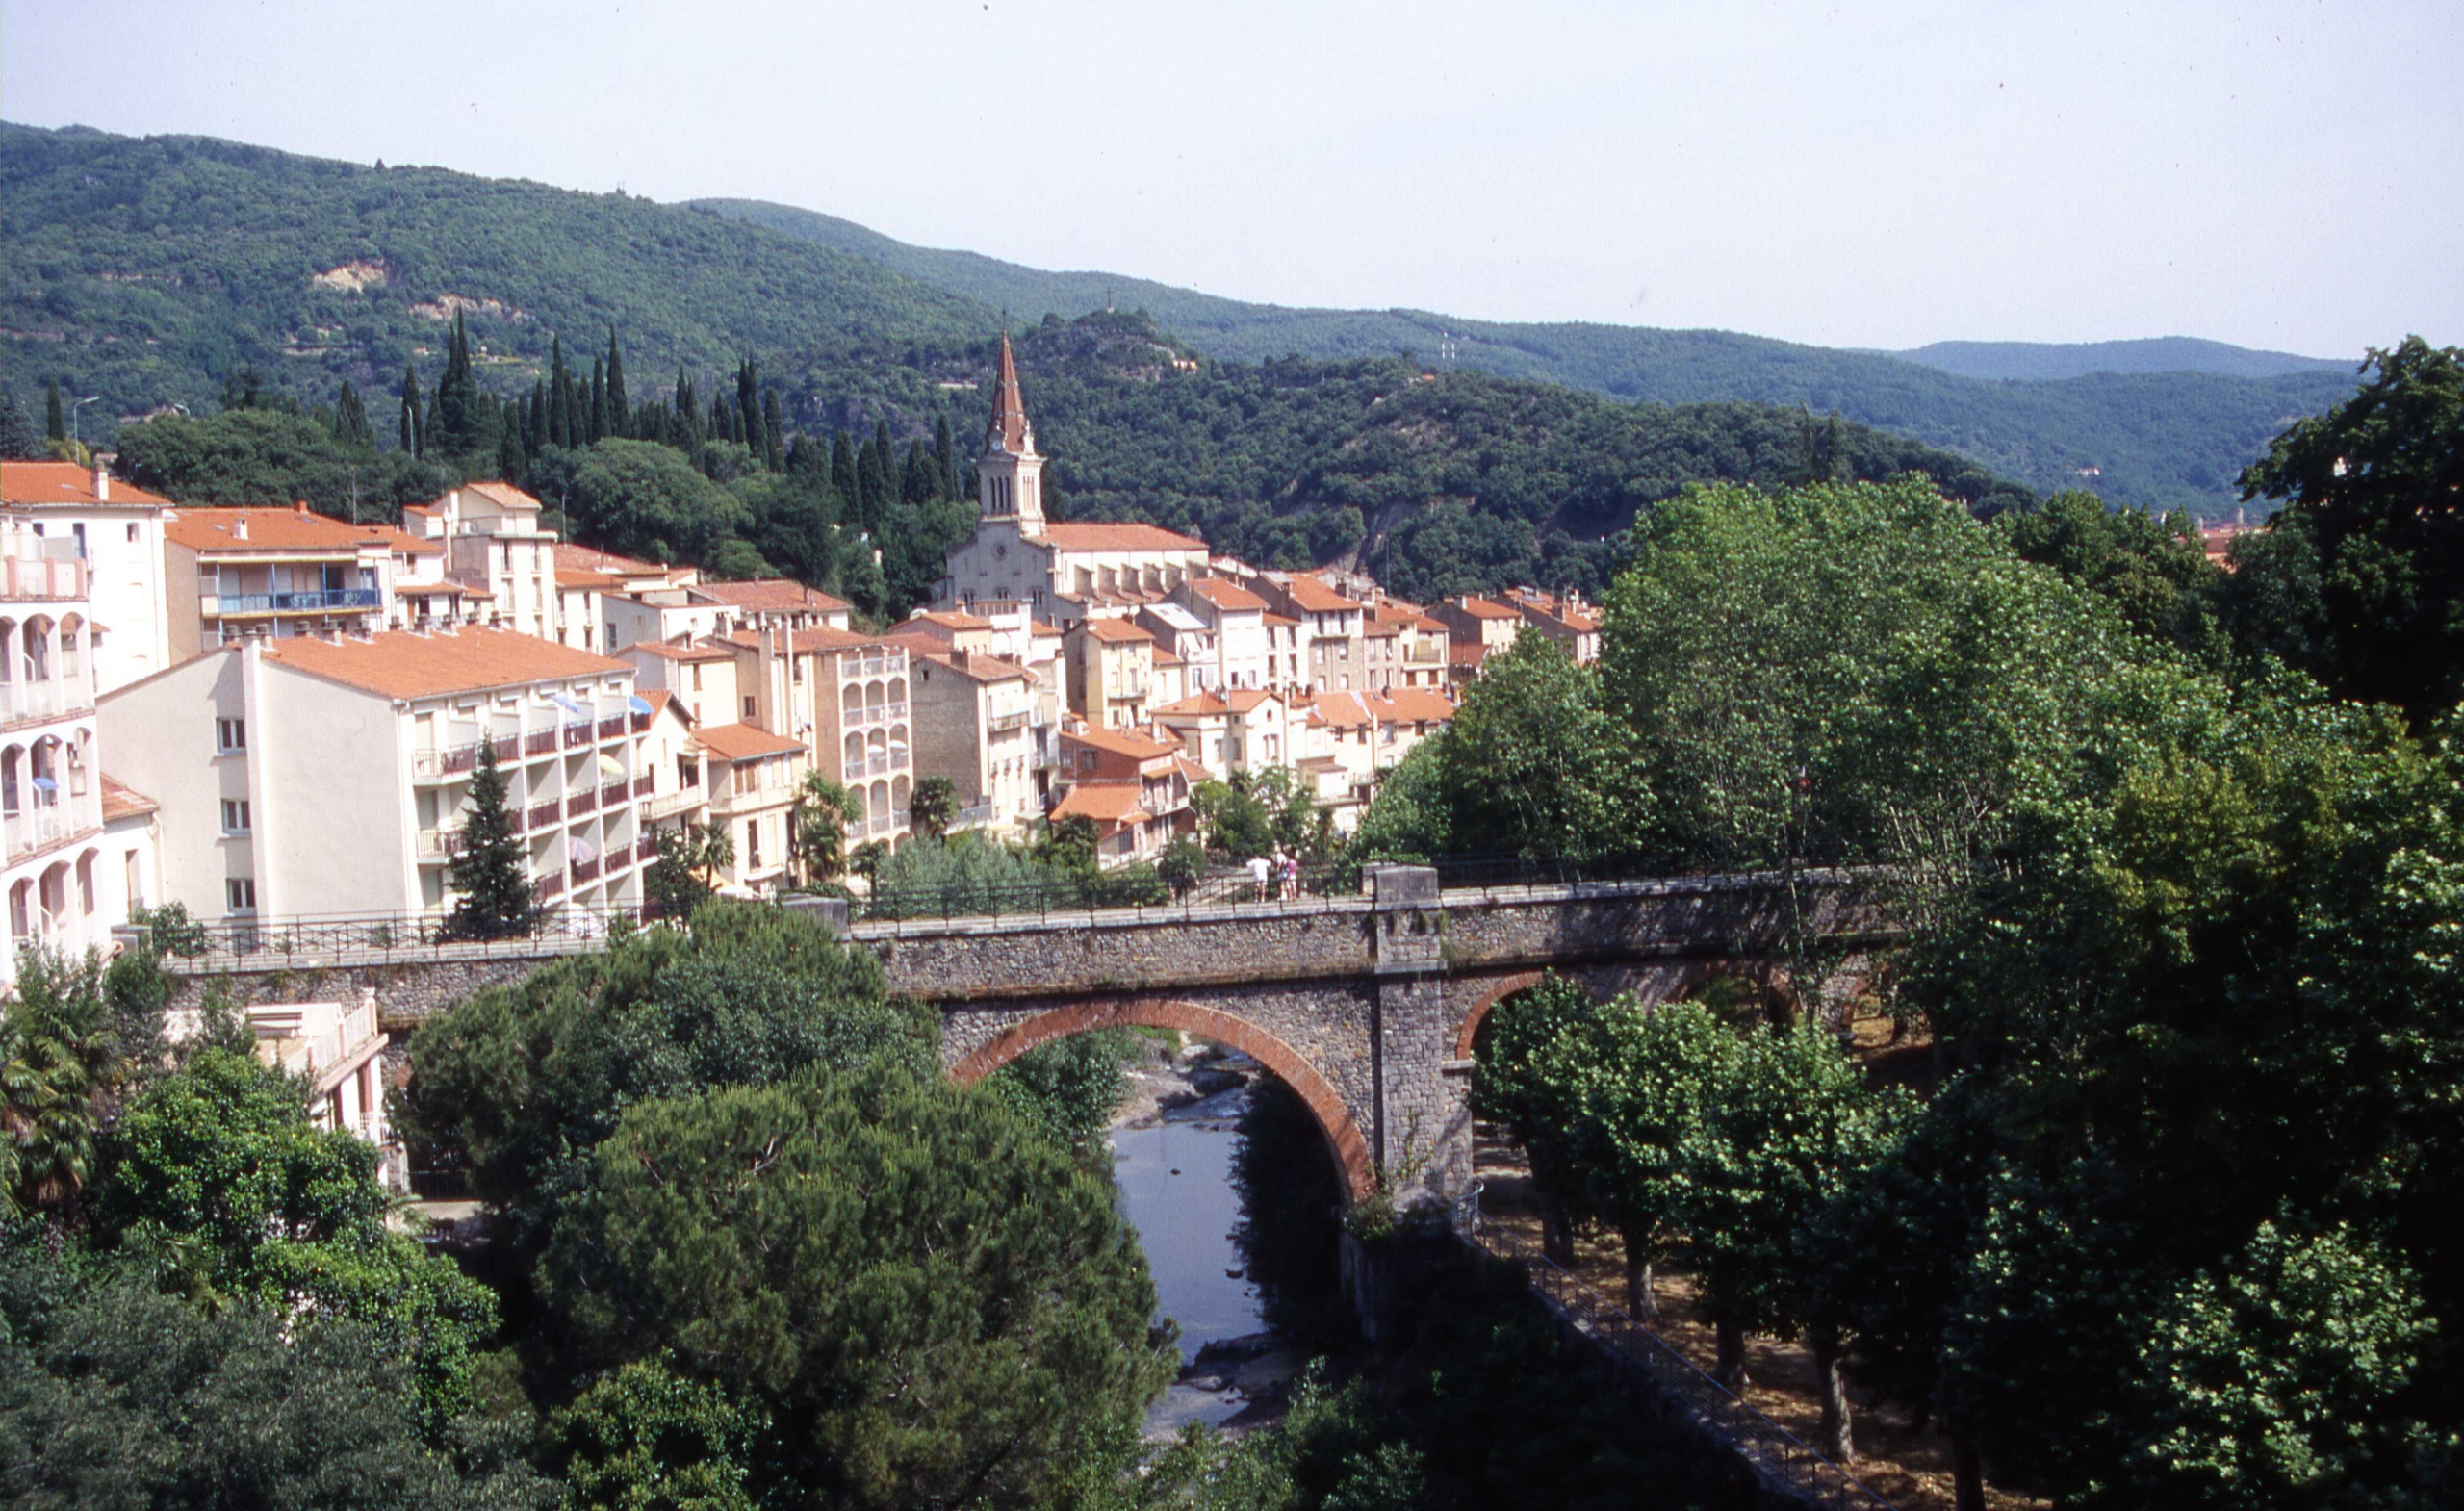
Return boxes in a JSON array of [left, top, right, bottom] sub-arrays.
[[0, 123, 992, 439], [700, 196, 2355, 515]]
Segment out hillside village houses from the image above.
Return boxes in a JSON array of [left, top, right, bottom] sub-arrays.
[[0, 346, 1616, 938]]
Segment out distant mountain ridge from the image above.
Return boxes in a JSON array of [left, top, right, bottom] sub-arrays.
[[1885, 337, 2352, 383], [692, 197, 2355, 515]]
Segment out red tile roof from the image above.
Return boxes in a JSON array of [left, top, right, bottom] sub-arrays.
[[1037, 522, 1207, 552], [1373, 688, 1457, 724], [627, 639, 736, 663], [554, 542, 672, 576], [260, 627, 629, 700], [458, 481, 546, 514], [99, 774, 157, 823], [1063, 725, 1180, 761], [1276, 576, 1364, 613], [1182, 576, 1268, 611], [698, 578, 852, 613], [1073, 617, 1154, 644], [165, 505, 407, 555], [1052, 782, 1150, 823], [693, 722, 806, 761], [0, 461, 172, 508], [1450, 595, 1522, 619]]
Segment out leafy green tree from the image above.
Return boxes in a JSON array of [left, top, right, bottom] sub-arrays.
[[531, 438, 754, 566], [0, 387, 45, 459], [88, 1047, 499, 1431], [2088, 1222, 2435, 1511], [1157, 834, 1207, 898], [332, 377, 373, 448], [116, 405, 452, 517], [3, 946, 153, 1219], [1344, 740, 1450, 868], [2230, 336, 2463, 728], [908, 774, 960, 840], [541, 1071, 1174, 1510], [1437, 632, 1633, 860], [1998, 490, 2227, 662], [44, 376, 64, 441], [986, 1030, 1135, 1157], [439, 739, 535, 942], [604, 327, 629, 439], [398, 900, 924, 1253], [553, 1356, 766, 1511], [0, 1240, 552, 1510], [789, 772, 860, 884], [644, 828, 715, 919], [1472, 976, 1606, 1265]]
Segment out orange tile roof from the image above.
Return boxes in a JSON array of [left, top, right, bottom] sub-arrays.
[[692, 722, 806, 761], [1313, 692, 1375, 730], [1151, 648, 1183, 665], [0, 462, 172, 508], [698, 578, 852, 613], [912, 649, 1033, 684], [393, 579, 485, 598], [557, 569, 625, 591], [1277, 576, 1364, 613], [1152, 692, 1230, 717], [1052, 782, 1151, 823], [1037, 522, 1207, 552], [1361, 618, 1400, 638], [554, 542, 671, 576], [1261, 612, 1301, 628], [716, 627, 882, 654], [1451, 595, 1522, 619], [165, 505, 408, 554], [1074, 617, 1154, 644], [896, 610, 992, 632], [1449, 641, 1489, 666], [628, 639, 736, 663], [1031, 620, 1065, 637], [99, 774, 157, 823], [259, 627, 630, 701], [1064, 725, 1180, 760], [1373, 688, 1457, 724], [1153, 687, 1282, 718], [1183, 576, 1267, 611], [459, 480, 546, 513]]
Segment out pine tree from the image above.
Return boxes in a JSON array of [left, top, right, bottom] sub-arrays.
[[439, 739, 536, 941], [934, 411, 959, 500], [398, 363, 424, 457], [44, 377, 64, 442], [604, 327, 628, 439]]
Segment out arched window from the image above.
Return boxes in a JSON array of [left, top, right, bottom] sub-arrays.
[[21, 617, 51, 683], [0, 744, 20, 818], [57, 614, 83, 679], [8, 879, 29, 942], [28, 738, 58, 808]]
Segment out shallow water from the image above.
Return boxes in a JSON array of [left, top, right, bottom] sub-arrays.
[[1110, 1087, 1263, 1433]]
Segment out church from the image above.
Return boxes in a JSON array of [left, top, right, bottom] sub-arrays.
[[930, 336, 1211, 625]]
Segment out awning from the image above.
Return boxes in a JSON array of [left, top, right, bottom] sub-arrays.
[[549, 693, 587, 717], [627, 695, 654, 715], [597, 753, 626, 778], [569, 838, 598, 864], [30, 777, 57, 791]]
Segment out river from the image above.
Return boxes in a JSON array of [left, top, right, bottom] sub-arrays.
[[1110, 1081, 1272, 1435]]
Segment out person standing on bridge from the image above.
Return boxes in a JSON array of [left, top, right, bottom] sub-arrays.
[[1246, 853, 1271, 900]]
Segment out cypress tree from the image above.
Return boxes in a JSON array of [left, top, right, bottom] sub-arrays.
[[527, 379, 548, 454], [588, 357, 607, 444], [831, 433, 859, 508], [44, 378, 64, 442], [434, 313, 483, 455], [934, 411, 958, 500], [399, 363, 424, 457], [604, 327, 629, 439], [333, 380, 372, 448], [903, 439, 936, 505], [498, 423, 526, 489], [762, 392, 786, 473], [736, 357, 763, 461], [547, 336, 570, 448], [439, 739, 536, 941]]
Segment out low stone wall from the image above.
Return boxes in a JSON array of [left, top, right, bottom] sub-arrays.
[[862, 900, 1376, 1002]]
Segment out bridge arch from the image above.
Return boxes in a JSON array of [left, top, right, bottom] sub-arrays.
[[948, 997, 1375, 1205]]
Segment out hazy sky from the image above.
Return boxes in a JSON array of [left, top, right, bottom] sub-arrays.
[[4, 0, 2457, 357]]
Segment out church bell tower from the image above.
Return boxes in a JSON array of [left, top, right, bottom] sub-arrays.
[[976, 333, 1045, 530]]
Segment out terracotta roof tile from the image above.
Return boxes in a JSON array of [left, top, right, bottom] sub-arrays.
[[1182, 576, 1267, 611], [1052, 782, 1150, 823], [1036, 521, 1207, 552], [1450, 595, 1522, 619], [0, 462, 172, 508], [1063, 725, 1180, 760], [1074, 617, 1154, 643], [1276, 577, 1364, 613], [697, 578, 852, 613], [165, 506, 405, 554], [693, 722, 806, 761], [553, 542, 672, 576], [259, 627, 630, 701], [99, 774, 158, 823], [1373, 688, 1457, 724]]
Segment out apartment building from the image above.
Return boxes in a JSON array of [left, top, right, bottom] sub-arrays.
[[0, 517, 122, 984], [0, 462, 175, 693], [1503, 587, 1603, 664], [1065, 617, 1155, 730], [99, 627, 650, 924], [1260, 575, 1368, 693], [1172, 576, 1270, 690], [898, 641, 1040, 839], [163, 503, 404, 655], [692, 721, 808, 893], [1051, 725, 1194, 863], [1151, 687, 1294, 783], [1431, 595, 1525, 684], [1373, 603, 1451, 689], [401, 483, 561, 641]]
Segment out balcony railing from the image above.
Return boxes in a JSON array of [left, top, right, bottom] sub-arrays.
[[570, 857, 601, 886], [427, 733, 519, 777], [0, 552, 86, 601], [526, 728, 559, 756], [0, 676, 94, 725], [860, 810, 908, 837], [526, 800, 562, 832], [951, 801, 997, 830], [208, 587, 383, 616], [987, 710, 1031, 733], [644, 788, 703, 823], [844, 653, 905, 681], [599, 781, 628, 810], [3, 795, 102, 860], [536, 871, 565, 900], [631, 774, 654, 798], [567, 788, 597, 817], [636, 835, 658, 863], [598, 715, 626, 740], [263, 999, 381, 1084], [562, 721, 595, 750]]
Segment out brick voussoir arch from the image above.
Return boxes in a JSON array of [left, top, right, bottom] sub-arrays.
[[949, 998, 1375, 1205], [1451, 970, 1549, 1062]]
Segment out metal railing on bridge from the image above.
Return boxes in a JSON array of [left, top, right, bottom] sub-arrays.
[[851, 858, 1354, 930], [1453, 1194, 1896, 1511], [128, 905, 644, 966]]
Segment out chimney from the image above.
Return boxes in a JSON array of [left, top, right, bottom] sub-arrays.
[[233, 516, 248, 542], [91, 466, 110, 502], [294, 499, 310, 516]]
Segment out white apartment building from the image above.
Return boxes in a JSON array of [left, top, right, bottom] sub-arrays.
[[898, 640, 1040, 839], [99, 627, 650, 924], [400, 483, 561, 641], [164, 503, 402, 655], [0, 462, 174, 694], [0, 516, 125, 985], [690, 721, 808, 893]]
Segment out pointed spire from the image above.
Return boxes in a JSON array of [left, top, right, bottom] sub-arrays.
[[985, 333, 1035, 456]]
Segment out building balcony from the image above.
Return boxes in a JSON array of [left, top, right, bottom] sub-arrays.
[[0, 550, 86, 601], [526, 800, 563, 832], [631, 774, 654, 799], [842, 701, 909, 729], [635, 835, 659, 864], [644, 788, 704, 823], [3, 796, 103, 861], [951, 801, 997, 830], [205, 587, 384, 617], [598, 781, 628, 811], [860, 810, 908, 838], [987, 709, 1032, 733], [570, 856, 601, 886], [0, 676, 95, 727], [843, 653, 905, 682], [567, 788, 597, 818]]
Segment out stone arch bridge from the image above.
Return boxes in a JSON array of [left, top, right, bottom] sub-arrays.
[[161, 867, 1893, 1208]]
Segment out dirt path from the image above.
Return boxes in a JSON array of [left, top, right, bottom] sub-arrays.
[[1475, 1129, 2046, 1511]]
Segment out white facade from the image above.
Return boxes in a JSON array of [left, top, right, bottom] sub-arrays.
[[98, 628, 650, 924], [0, 463, 174, 695]]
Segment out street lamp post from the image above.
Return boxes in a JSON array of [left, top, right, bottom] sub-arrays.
[[67, 395, 101, 446]]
